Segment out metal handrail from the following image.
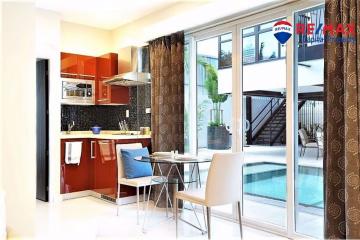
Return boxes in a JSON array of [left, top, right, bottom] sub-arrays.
[[251, 98, 282, 134]]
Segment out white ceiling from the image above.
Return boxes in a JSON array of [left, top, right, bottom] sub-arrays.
[[36, 0, 184, 30], [36, 0, 286, 30]]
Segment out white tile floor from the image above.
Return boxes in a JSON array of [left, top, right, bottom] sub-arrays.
[[36, 197, 288, 240]]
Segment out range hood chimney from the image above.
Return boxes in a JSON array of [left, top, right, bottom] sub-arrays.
[[104, 46, 151, 86]]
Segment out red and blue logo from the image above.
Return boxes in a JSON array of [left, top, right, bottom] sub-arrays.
[[273, 21, 292, 44]]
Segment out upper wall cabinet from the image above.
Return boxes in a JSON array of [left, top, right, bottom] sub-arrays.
[[61, 52, 96, 80], [96, 53, 129, 105], [61, 51, 129, 105]]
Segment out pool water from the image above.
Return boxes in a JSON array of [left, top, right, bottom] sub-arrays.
[[244, 163, 324, 208]]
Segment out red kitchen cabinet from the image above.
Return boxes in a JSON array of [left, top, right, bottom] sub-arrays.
[[61, 52, 96, 80], [60, 138, 93, 194], [96, 53, 129, 105], [78, 55, 96, 80], [61, 52, 78, 78], [93, 139, 117, 197], [93, 138, 151, 199]]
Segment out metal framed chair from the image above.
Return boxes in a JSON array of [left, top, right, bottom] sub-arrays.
[[115, 143, 159, 224], [298, 128, 318, 157]]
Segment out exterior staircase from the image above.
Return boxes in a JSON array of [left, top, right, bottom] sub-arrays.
[[252, 100, 306, 146]]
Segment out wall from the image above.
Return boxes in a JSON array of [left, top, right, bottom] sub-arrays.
[[36, 9, 62, 203], [0, 3, 4, 240], [111, 2, 205, 49], [61, 21, 112, 56], [61, 86, 151, 131], [1, 2, 36, 238]]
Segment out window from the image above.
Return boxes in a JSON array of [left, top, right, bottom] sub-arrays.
[[243, 36, 256, 64], [258, 31, 279, 60], [219, 33, 232, 69], [243, 20, 285, 64]]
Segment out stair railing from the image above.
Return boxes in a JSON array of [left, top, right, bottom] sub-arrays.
[[251, 97, 282, 138]]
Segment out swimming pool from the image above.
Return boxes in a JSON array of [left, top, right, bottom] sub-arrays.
[[243, 162, 324, 208]]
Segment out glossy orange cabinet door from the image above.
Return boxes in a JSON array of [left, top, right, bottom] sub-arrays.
[[94, 140, 117, 198], [61, 52, 96, 80], [61, 52, 78, 78], [60, 139, 92, 194], [78, 55, 96, 80], [96, 53, 129, 105]]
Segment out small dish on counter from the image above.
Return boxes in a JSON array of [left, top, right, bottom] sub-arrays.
[[90, 126, 102, 134]]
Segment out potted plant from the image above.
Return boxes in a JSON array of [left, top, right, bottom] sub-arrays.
[[198, 59, 231, 150]]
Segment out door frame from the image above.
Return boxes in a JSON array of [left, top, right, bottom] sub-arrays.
[[185, 0, 324, 238]]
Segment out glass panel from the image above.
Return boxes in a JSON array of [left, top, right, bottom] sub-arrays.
[[260, 20, 277, 30], [280, 44, 286, 58], [243, 36, 256, 64], [242, 24, 287, 227], [221, 33, 232, 41], [243, 27, 255, 35], [219, 40, 232, 68], [259, 31, 279, 60], [294, 6, 324, 239], [197, 33, 233, 216]]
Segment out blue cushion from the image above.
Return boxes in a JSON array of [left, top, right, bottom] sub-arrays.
[[120, 147, 152, 179]]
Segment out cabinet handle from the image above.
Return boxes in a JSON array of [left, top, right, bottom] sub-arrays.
[[61, 72, 77, 76], [78, 74, 95, 77], [98, 140, 111, 144], [90, 141, 96, 159], [97, 99, 109, 102], [78, 74, 95, 80]]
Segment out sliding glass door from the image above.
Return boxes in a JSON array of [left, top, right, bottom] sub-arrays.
[[294, 6, 324, 239], [241, 19, 287, 227], [196, 32, 234, 216], [185, 1, 324, 238]]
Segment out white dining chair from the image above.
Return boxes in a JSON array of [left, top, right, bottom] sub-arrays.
[[174, 153, 243, 239], [298, 128, 317, 157], [115, 143, 159, 224]]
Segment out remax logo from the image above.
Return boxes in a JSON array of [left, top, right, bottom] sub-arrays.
[[273, 20, 292, 44]]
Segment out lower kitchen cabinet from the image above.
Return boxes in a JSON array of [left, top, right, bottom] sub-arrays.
[[60, 138, 92, 194], [61, 137, 151, 199], [93, 139, 117, 197]]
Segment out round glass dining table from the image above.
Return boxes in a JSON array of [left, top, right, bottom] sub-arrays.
[[135, 154, 211, 184], [134, 154, 211, 232]]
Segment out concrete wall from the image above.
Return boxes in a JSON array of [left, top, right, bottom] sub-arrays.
[[1, 2, 36, 238]]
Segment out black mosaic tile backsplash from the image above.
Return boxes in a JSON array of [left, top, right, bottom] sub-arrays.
[[61, 85, 151, 131]]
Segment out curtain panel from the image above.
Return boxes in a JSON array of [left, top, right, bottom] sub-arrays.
[[149, 31, 184, 207], [149, 31, 184, 153], [324, 0, 360, 238]]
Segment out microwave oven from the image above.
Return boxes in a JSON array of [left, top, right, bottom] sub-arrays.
[[61, 78, 95, 105]]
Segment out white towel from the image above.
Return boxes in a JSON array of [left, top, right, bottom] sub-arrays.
[[65, 141, 82, 165]]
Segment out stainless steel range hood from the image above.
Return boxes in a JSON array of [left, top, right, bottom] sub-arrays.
[[104, 46, 151, 86]]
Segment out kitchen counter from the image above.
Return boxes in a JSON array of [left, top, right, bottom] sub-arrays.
[[60, 130, 151, 139]]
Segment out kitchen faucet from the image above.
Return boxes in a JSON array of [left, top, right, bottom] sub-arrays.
[[67, 121, 75, 134], [118, 120, 129, 133]]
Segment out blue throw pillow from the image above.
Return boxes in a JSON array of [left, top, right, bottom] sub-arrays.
[[120, 147, 152, 179]]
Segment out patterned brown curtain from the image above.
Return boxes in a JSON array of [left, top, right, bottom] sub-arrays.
[[149, 31, 184, 153], [324, 1, 360, 238], [149, 32, 184, 207]]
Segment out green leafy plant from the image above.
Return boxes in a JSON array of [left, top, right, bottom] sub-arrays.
[[198, 58, 228, 127]]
